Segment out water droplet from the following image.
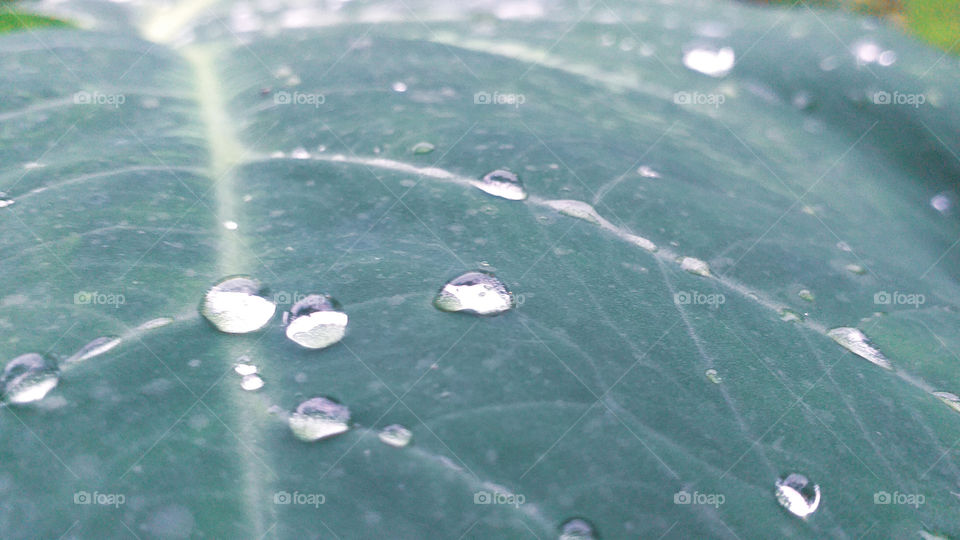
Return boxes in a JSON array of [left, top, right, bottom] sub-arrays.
[[637, 165, 660, 178], [412, 142, 435, 154], [547, 200, 601, 224], [291, 147, 310, 159], [931, 193, 952, 213], [878, 50, 897, 66], [434, 271, 514, 316], [845, 264, 866, 275], [798, 289, 814, 302], [854, 41, 881, 64], [933, 391, 960, 414], [1, 353, 59, 404], [779, 309, 804, 323], [378, 424, 412, 447], [288, 397, 351, 442], [240, 374, 264, 391], [679, 257, 711, 277], [66, 336, 121, 363], [682, 46, 735, 77], [223, 221, 238, 230], [200, 276, 276, 334], [283, 294, 348, 349], [775, 473, 820, 518], [559, 517, 597, 540], [705, 368, 722, 384], [819, 55, 840, 71], [472, 169, 527, 201], [625, 234, 657, 252], [138, 317, 174, 331], [828, 327, 893, 370], [234, 361, 258, 376], [836, 241, 852, 252], [391, 81, 407, 93], [0, 199, 14, 208]]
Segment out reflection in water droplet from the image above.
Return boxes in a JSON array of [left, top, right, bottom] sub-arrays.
[[412, 142, 435, 154], [392, 81, 407, 93], [779, 309, 803, 323], [798, 289, 814, 302], [933, 391, 960, 414], [201, 276, 276, 334], [472, 169, 527, 201], [705, 368, 722, 384], [828, 327, 893, 370], [775, 473, 820, 518], [283, 294, 348, 349], [845, 264, 866, 275], [682, 46, 735, 77], [67, 336, 121, 363], [1, 353, 59, 404], [289, 397, 351, 442], [240, 374, 264, 391], [680, 257, 711, 277], [559, 517, 597, 540], [931, 193, 952, 214], [378, 424, 412, 447], [434, 271, 514, 316]]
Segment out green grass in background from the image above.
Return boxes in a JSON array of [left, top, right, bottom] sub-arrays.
[[0, 1, 69, 32]]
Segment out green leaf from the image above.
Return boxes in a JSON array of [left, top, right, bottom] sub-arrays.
[[1, 1, 959, 538]]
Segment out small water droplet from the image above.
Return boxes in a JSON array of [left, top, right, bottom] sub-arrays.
[[472, 169, 527, 201], [854, 41, 881, 64], [288, 397, 350, 442], [291, 147, 310, 159], [283, 294, 348, 349], [1, 353, 59, 404], [679, 257, 711, 277], [779, 309, 804, 323], [828, 327, 893, 370], [798, 289, 814, 302], [625, 234, 657, 252], [775, 473, 820, 518], [240, 374, 264, 391], [878, 50, 897, 66], [845, 264, 866, 275], [412, 142, 435, 154], [223, 221, 239, 230], [391, 81, 407, 93], [559, 517, 597, 540], [836, 241, 852, 252], [66, 336, 121, 363], [931, 193, 952, 213], [434, 271, 514, 316], [547, 200, 601, 224], [200, 276, 277, 334], [0, 199, 14, 208], [682, 46, 735, 77], [705, 368, 722, 384], [637, 165, 660, 178], [234, 362, 258, 376], [378, 424, 412, 447], [138, 317, 174, 331], [933, 391, 960, 414]]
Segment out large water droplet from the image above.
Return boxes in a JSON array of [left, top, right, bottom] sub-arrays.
[[66, 336, 121, 363], [378, 424, 413, 448], [682, 46, 735, 77], [1, 353, 59, 404], [283, 294, 348, 349], [472, 169, 527, 201], [559, 517, 597, 540], [775, 473, 820, 518], [200, 276, 276, 334], [288, 397, 351, 442], [412, 142, 435, 155], [434, 271, 514, 316], [240, 374, 264, 391], [679, 256, 711, 277], [933, 391, 960, 414], [828, 327, 892, 370]]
